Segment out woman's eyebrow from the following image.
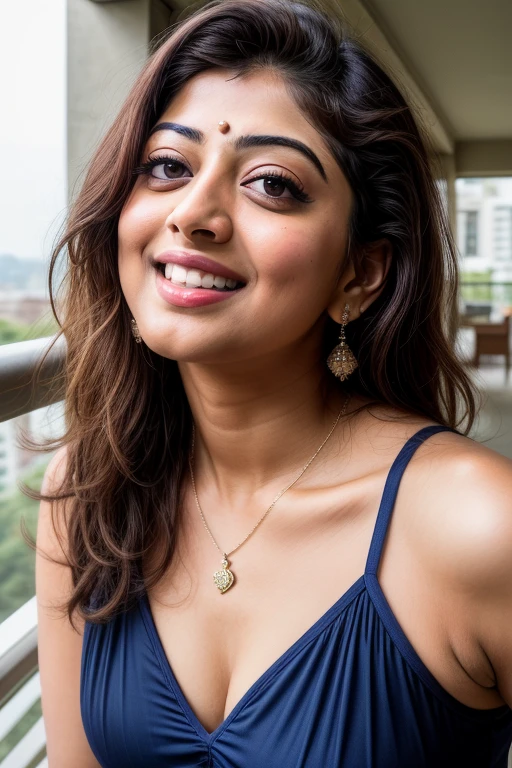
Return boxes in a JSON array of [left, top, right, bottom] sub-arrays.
[[148, 121, 328, 183]]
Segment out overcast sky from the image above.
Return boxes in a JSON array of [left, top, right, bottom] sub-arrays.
[[0, 0, 66, 262]]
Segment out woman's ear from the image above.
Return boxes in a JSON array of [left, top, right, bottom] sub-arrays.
[[326, 238, 393, 322]]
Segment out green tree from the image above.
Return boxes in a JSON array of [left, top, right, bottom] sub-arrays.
[[0, 314, 59, 346], [0, 460, 50, 622]]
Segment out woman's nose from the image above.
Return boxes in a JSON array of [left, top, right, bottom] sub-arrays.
[[163, 166, 233, 243]]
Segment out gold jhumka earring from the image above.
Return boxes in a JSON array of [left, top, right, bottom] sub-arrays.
[[326, 303, 358, 380], [130, 317, 142, 343]]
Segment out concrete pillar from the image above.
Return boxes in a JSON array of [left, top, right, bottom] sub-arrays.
[[67, 0, 151, 202], [150, 0, 174, 45]]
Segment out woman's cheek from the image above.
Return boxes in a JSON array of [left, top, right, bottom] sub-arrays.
[[118, 189, 163, 252], [253, 227, 319, 284], [271, 225, 347, 288], [117, 205, 149, 304]]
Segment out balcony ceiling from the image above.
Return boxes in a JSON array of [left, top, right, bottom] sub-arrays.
[[363, 0, 512, 141], [90, 0, 511, 161]]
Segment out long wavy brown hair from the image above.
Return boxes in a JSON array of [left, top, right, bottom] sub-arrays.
[[22, 0, 479, 627]]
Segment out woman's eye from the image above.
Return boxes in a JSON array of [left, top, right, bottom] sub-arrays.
[[150, 159, 190, 181], [133, 156, 190, 181], [246, 176, 294, 199], [243, 173, 312, 204]]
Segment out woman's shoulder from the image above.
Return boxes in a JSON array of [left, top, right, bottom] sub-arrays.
[[377, 412, 512, 570], [408, 423, 512, 576], [356, 401, 512, 587]]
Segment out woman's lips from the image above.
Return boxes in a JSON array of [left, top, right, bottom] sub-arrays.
[[154, 268, 244, 308]]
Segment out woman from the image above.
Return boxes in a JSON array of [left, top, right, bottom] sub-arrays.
[[34, 0, 512, 765]]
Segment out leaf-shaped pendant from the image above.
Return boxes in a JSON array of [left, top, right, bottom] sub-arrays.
[[213, 555, 235, 594]]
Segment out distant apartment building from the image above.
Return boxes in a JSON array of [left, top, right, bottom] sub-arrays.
[[0, 291, 50, 327], [0, 405, 65, 500], [456, 178, 512, 282], [0, 252, 50, 326]]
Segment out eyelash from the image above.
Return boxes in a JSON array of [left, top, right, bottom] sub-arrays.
[[132, 154, 313, 204]]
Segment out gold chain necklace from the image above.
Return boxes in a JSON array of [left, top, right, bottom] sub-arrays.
[[188, 391, 352, 594]]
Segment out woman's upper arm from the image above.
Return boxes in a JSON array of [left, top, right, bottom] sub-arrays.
[[424, 445, 512, 707], [36, 446, 102, 768]]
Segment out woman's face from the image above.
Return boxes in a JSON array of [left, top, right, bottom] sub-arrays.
[[118, 68, 353, 365]]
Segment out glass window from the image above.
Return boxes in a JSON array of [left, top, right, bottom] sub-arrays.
[[465, 211, 478, 256], [457, 177, 512, 315]]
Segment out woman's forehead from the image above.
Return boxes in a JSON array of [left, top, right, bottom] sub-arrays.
[[152, 69, 308, 135]]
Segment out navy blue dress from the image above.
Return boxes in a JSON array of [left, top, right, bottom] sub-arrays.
[[81, 425, 512, 766]]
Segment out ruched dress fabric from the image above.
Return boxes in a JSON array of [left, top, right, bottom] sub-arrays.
[[81, 426, 512, 767]]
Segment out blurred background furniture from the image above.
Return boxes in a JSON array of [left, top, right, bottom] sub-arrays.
[[459, 308, 512, 381]]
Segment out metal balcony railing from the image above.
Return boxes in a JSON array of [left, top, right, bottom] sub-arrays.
[[0, 335, 65, 766], [460, 281, 512, 322]]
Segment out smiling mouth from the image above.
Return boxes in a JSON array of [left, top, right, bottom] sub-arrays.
[[153, 263, 246, 292]]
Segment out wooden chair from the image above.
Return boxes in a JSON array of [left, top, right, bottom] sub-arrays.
[[470, 314, 511, 380]]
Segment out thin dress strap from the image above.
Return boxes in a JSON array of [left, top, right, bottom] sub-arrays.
[[365, 425, 459, 576]]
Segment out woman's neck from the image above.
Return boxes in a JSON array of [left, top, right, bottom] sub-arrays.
[[179, 357, 353, 505]]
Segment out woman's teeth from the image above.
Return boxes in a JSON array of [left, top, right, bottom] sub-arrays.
[[163, 263, 239, 290]]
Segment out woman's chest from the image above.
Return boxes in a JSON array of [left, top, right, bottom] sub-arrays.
[[144, 497, 375, 733], [142, 470, 499, 737]]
